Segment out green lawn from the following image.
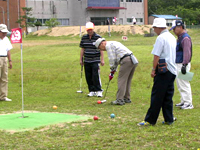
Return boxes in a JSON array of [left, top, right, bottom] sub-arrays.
[[0, 29, 200, 149]]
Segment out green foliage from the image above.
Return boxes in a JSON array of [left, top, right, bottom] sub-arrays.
[[16, 7, 36, 34], [45, 18, 60, 28], [148, 0, 200, 25], [0, 29, 200, 149], [34, 20, 42, 31]]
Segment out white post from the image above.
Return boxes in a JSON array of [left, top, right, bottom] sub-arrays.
[[21, 43, 24, 118]]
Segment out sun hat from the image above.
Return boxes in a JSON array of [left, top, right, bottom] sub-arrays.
[[152, 18, 167, 28], [95, 38, 105, 48], [170, 20, 184, 30], [0, 24, 9, 33], [85, 22, 94, 31]]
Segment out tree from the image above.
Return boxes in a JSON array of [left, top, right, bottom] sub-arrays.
[[148, 0, 200, 25], [34, 20, 42, 31], [45, 18, 60, 28], [16, 7, 36, 34]]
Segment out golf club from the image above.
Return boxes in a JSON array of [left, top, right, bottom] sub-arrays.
[[102, 79, 111, 101], [77, 65, 83, 93]]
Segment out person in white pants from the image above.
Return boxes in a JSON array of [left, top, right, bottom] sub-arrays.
[[170, 20, 193, 109]]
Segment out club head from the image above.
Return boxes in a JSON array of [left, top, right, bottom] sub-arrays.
[[77, 90, 83, 93]]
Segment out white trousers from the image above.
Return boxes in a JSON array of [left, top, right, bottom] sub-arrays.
[[176, 63, 192, 105]]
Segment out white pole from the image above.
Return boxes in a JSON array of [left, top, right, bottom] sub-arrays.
[[21, 43, 24, 118]]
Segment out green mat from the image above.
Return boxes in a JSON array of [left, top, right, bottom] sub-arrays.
[[0, 112, 90, 131]]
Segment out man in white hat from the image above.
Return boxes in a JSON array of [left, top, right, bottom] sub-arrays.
[[138, 18, 177, 126], [95, 38, 138, 105], [0, 24, 13, 101], [170, 20, 193, 109], [79, 22, 104, 97]]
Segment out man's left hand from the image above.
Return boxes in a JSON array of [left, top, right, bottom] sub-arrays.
[[181, 64, 187, 74], [9, 62, 12, 69]]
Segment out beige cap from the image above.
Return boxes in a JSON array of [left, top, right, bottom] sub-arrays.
[[95, 38, 105, 48], [86, 22, 94, 30], [0, 24, 9, 33], [152, 18, 167, 28]]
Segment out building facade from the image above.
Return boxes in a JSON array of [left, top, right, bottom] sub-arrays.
[[26, 0, 148, 26], [0, 0, 148, 31], [149, 15, 182, 26], [0, 0, 25, 30]]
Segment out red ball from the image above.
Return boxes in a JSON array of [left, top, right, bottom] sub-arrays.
[[97, 100, 101, 104], [93, 116, 98, 120]]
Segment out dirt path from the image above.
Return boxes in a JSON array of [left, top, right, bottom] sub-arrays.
[[33, 25, 151, 36]]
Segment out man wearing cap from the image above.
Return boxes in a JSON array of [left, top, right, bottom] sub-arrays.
[[138, 18, 177, 126], [0, 24, 12, 101], [80, 22, 104, 97], [170, 20, 193, 109], [95, 38, 138, 105]]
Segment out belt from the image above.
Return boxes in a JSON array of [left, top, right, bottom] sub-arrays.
[[120, 54, 131, 61], [0, 55, 7, 57]]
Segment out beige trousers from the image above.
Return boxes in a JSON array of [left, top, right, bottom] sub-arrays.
[[0, 57, 8, 100], [117, 56, 137, 100], [176, 63, 192, 105]]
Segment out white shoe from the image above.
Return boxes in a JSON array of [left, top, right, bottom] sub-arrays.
[[96, 91, 103, 97], [5, 97, 12, 101], [87, 92, 96, 97], [181, 104, 194, 109]]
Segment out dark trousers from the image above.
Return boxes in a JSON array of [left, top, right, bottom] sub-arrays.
[[145, 71, 176, 125], [84, 62, 102, 92]]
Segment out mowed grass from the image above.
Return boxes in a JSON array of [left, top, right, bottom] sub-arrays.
[[0, 29, 200, 150]]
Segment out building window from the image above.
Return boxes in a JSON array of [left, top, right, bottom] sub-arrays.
[[57, 19, 69, 26], [127, 18, 132, 23], [121, 0, 123, 2], [127, 18, 143, 23], [136, 18, 143, 22]]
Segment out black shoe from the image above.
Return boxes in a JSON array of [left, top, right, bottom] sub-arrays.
[[124, 99, 131, 103]]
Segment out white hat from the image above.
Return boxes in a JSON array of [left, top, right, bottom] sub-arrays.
[[152, 18, 167, 28], [0, 24, 9, 33], [95, 38, 105, 48], [85, 22, 94, 31]]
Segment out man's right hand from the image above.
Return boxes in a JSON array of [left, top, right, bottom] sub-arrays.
[[109, 70, 116, 81], [80, 60, 84, 66]]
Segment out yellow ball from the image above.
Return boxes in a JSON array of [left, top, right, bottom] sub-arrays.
[[53, 105, 57, 109]]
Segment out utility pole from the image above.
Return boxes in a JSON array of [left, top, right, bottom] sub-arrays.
[[7, 0, 10, 30], [0, 6, 5, 24]]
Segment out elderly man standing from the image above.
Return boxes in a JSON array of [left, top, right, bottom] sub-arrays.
[[170, 20, 193, 109], [80, 22, 104, 97], [138, 18, 177, 126], [95, 38, 138, 105], [0, 24, 12, 101]]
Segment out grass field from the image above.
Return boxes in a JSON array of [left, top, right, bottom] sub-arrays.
[[0, 29, 200, 150]]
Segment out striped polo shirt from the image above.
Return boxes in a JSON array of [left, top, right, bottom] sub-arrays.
[[80, 32, 101, 63]]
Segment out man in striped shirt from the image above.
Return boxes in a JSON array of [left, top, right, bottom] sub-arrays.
[[80, 22, 104, 97]]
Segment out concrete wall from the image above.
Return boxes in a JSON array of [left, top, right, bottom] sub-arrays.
[[119, 1, 144, 25], [26, 0, 148, 26]]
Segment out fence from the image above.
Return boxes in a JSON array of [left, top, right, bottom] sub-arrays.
[[186, 25, 200, 29]]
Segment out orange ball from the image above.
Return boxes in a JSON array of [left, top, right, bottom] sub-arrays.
[[53, 105, 57, 109]]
